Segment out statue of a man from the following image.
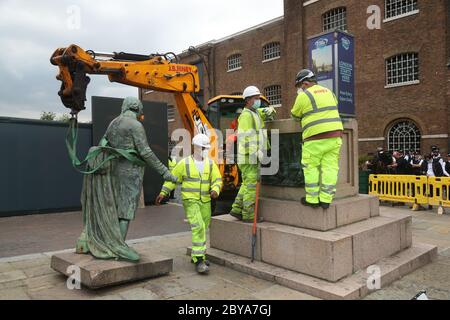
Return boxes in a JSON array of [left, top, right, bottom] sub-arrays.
[[76, 97, 177, 261]]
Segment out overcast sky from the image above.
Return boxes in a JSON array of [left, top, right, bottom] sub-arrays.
[[0, 0, 284, 122]]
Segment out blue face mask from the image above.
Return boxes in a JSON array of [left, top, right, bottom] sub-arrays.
[[252, 99, 261, 109]]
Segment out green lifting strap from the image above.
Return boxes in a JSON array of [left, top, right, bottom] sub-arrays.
[[66, 118, 146, 175]]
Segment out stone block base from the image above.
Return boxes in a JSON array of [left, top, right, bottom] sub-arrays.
[[50, 250, 173, 289], [192, 243, 437, 300]]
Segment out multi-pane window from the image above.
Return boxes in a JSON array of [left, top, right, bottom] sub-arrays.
[[386, 53, 419, 86], [262, 42, 281, 61], [385, 0, 418, 19], [167, 105, 175, 122], [323, 7, 347, 32], [227, 54, 242, 71], [264, 85, 282, 106], [388, 120, 421, 152]]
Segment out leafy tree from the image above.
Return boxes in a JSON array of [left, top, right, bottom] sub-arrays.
[[57, 114, 71, 122], [40, 111, 56, 121]]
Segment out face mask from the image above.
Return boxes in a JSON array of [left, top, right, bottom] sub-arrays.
[[252, 99, 261, 109], [202, 149, 209, 158]]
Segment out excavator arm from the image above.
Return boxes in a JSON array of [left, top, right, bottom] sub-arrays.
[[50, 44, 218, 159]]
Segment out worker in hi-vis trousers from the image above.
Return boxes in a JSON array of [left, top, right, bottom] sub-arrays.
[[290, 69, 344, 209], [229, 85, 275, 222], [156, 133, 222, 274]]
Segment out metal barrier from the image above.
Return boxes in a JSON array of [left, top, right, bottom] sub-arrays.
[[369, 174, 428, 205]]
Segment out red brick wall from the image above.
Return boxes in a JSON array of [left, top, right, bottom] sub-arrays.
[[140, 0, 450, 156]]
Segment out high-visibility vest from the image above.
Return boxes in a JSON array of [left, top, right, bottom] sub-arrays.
[[290, 84, 343, 140], [168, 158, 177, 171], [237, 108, 269, 156], [160, 156, 222, 202]]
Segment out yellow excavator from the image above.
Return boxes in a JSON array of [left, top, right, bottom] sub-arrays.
[[50, 44, 270, 204]]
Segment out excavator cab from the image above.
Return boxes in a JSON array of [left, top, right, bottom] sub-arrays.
[[206, 95, 270, 199]]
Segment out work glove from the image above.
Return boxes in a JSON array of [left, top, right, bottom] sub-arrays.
[[257, 150, 265, 162], [210, 190, 219, 199], [163, 171, 178, 183], [155, 194, 167, 205], [261, 106, 276, 121]]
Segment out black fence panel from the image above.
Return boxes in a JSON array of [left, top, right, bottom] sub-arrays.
[[0, 117, 92, 217]]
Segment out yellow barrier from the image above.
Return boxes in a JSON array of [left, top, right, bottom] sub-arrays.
[[427, 177, 450, 208], [369, 174, 428, 205]]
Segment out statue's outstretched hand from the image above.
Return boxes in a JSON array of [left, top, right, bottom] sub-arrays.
[[163, 171, 178, 183]]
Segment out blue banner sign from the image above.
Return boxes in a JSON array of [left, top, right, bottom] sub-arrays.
[[308, 30, 355, 117]]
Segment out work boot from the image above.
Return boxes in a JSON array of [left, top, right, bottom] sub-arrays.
[[195, 260, 209, 274], [191, 258, 210, 266], [229, 212, 242, 220], [301, 197, 319, 209], [319, 202, 330, 209]]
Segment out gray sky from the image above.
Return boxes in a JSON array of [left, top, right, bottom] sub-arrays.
[[0, 0, 283, 122]]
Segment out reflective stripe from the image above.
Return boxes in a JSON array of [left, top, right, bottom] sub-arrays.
[[305, 183, 319, 188], [243, 201, 255, 207], [304, 90, 318, 112], [185, 158, 190, 177], [246, 183, 257, 188], [182, 188, 201, 193], [161, 186, 171, 193], [322, 184, 336, 189], [201, 191, 210, 196], [321, 190, 336, 195], [212, 178, 222, 183], [191, 250, 206, 255], [192, 241, 206, 247], [184, 177, 201, 182], [302, 118, 342, 131], [306, 191, 319, 196], [303, 106, 338, 118]]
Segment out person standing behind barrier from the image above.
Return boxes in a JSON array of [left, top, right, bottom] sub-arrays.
[[410, 152, 424, 176], [445, 153, 450, 175], [431, 147, 450, 177]]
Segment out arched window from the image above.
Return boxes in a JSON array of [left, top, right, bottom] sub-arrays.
[[387, 120, 421, 152], [227, 54, 242, 71], [262, 42, 281, 62], [323, 7, 347, 32]]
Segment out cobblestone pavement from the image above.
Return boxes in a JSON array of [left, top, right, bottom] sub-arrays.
[[0, 205, 449, 300]]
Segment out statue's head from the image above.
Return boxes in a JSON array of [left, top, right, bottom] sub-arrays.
[[121, 96, 144, 121]]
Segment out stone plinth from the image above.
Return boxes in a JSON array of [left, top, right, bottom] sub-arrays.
[[51, 251, 173, 289], [259, 194, 379, 231], [261, 118, 359, 201]]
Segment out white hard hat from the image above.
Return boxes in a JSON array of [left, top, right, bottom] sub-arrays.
[[242, 86, 261, 99], [192, 133, 211, 149]]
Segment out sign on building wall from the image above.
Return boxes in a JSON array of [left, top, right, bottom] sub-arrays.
[[308, 30, 355, 117]]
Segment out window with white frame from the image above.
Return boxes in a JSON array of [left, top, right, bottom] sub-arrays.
[[262, 42, 281, 62], [227, 54, 242, 71], [167, 105, 175, 122], [386, 53, 419, 86], [385, 0, 418, 19], [387, 120, 421, 152], [323, 7, 347, 32], [264, 85, 282, 106]]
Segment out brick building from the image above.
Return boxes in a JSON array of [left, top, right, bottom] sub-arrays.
[[140, 0, 450, 156]]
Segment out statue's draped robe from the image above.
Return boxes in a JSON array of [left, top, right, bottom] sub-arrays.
[[77, 97, 171, 261]]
